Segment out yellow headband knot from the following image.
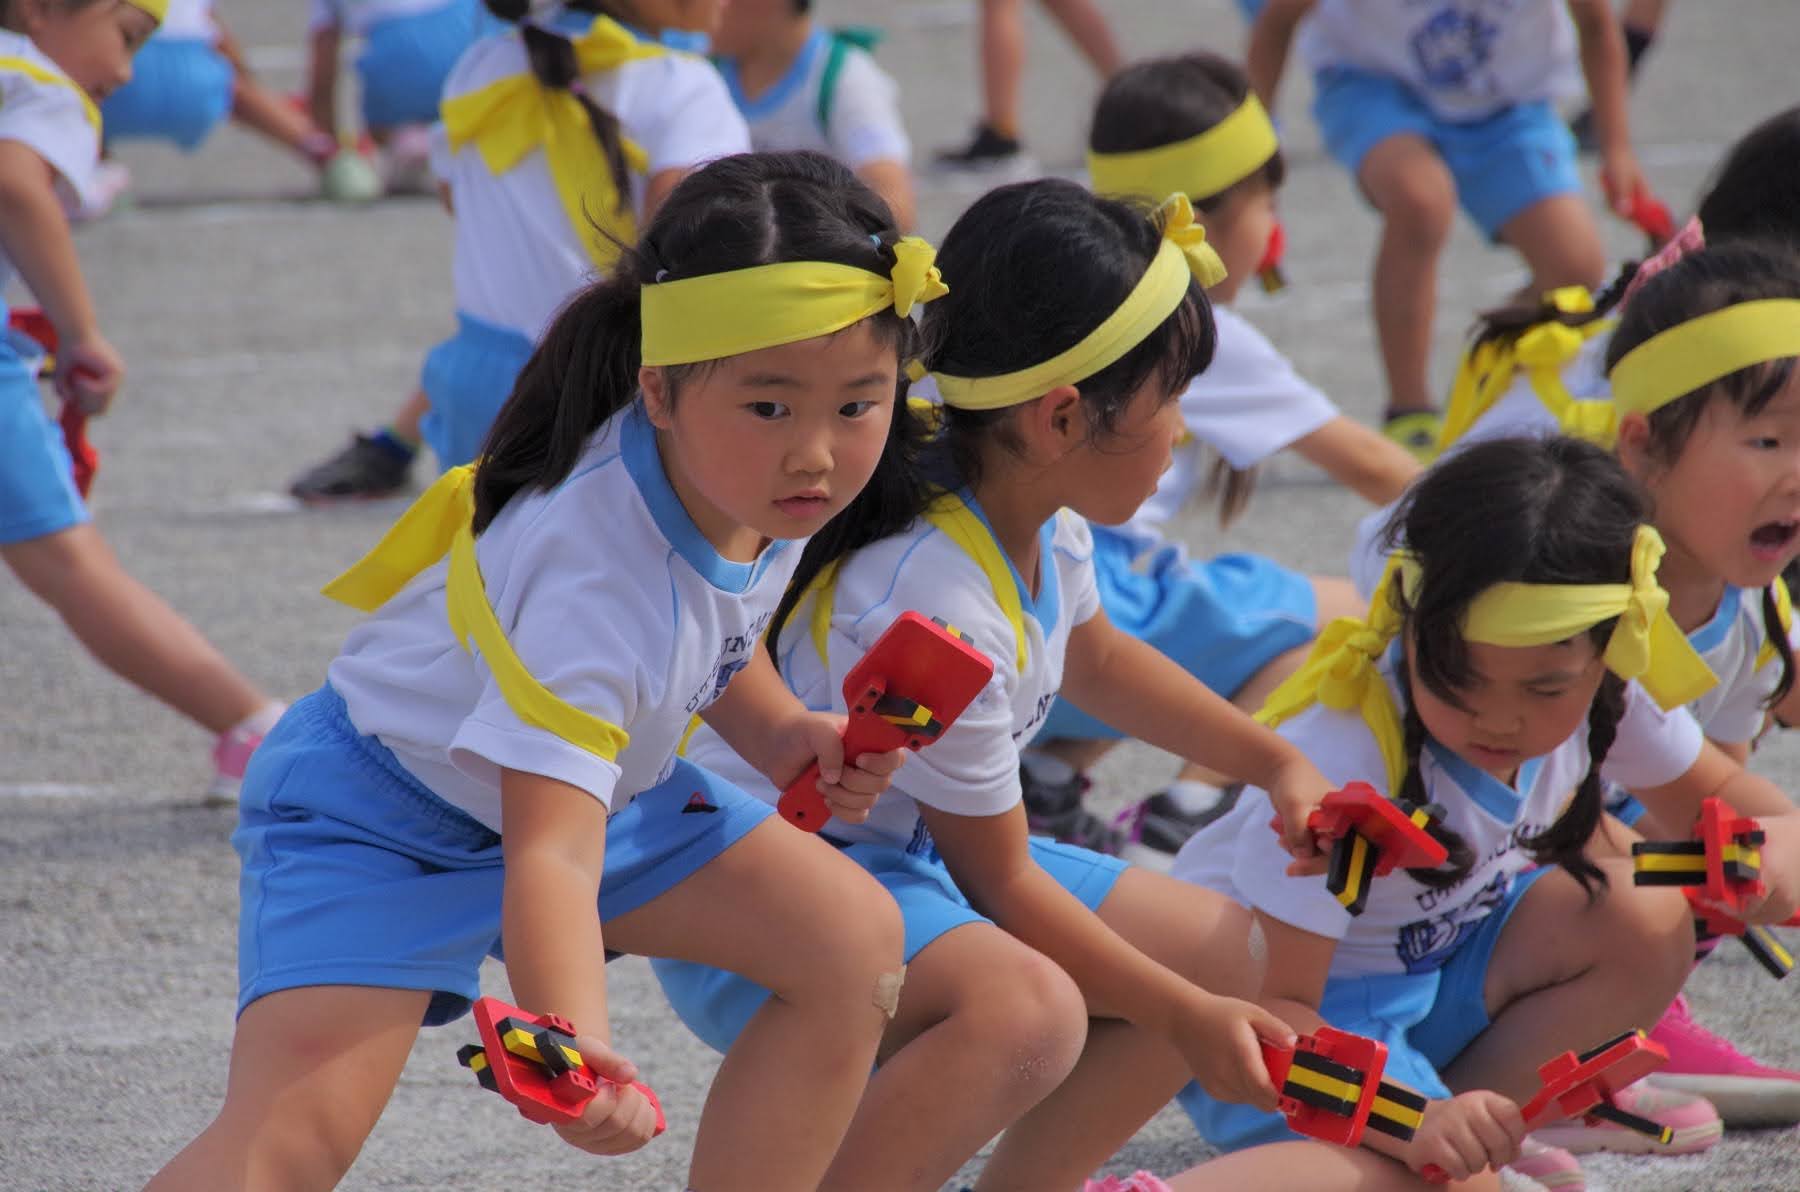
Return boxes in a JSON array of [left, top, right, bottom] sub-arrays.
[[640, 235, 947, 367], [129, 0, 169, 23], [927, 194, 1219, 410], [1436, 285, 1613, 451], [1087, 93, 1280, 205], [441, 16, 663, 271], [1610, 299, 1800, 422]]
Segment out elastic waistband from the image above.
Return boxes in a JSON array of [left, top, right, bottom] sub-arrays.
[[303, 684, 489, 835]]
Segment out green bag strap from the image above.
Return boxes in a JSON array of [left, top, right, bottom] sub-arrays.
[[816, 25, 883, 135]]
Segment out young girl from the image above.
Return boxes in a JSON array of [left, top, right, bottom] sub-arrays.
[[98, 0, 383, 202], [1248, 0, 1643, 457], [1022, 51, 1422, 864], [655, 179, 1369, 1191], [288, 0, 746, 501], [143, 151, 939, 1190], [0, 0, 285, 800], [1173, 435, 1800, 1186], [709, 0, 916, 230]]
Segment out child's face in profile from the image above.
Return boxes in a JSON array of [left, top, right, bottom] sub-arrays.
[[1196, 177, 1276, 306], [1407, 634, 1607, 784], [24, 0, 154, 102]]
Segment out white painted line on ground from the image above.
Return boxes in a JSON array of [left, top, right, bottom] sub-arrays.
[[0, 782, 119, 799]]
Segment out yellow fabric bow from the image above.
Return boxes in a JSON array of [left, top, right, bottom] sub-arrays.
[[1436, 287, 1613, 450], [441, 16, 663, 271], [928, 193, 1223, 410], [639, 235, 948, 366], [322, 466, 631, 762]]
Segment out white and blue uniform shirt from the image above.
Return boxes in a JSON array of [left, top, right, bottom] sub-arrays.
[[686, 498, 1103, 850], [308, 0, 459, 35], [154, 0, 216, 40], [428, 17, 750, 340], [1171, 654, 1703, 978], [1296, 0, 1581, 122], [329, 404, 799, 831], [715, 29, 910, 168], [0, 34, 99, 292]]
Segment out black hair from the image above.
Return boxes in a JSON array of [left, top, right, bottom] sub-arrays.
[[1697, 105, 1800, 251], [770, 178, 1216, 647], [1380, 436, 1652, 896], [480, 0, 642, 222], [1088, 52, 1279, 525], [473, 150, 916, 531], [1605, 241, 1800, 707]]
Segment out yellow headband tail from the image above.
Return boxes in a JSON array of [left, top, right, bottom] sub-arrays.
[[1087, 94, 1280, 205], [1610, 299, 1800, 422], [639, 237, 947, 366], [129, 0, 169, 24], [928, 194, 1224, 411], [441, 16, 664, 271]]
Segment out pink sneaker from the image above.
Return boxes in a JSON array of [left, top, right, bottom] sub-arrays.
[[1083, 1173, 1174, 1192], [1506, 1137, 1585, 1191], [207, 704, 284, 806], [1528, 1082, 1722, 1156], [1648, 993, 1800, 1127]]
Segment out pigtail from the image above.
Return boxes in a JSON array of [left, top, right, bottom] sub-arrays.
[[474, 268, 647, 531], [1466, 261, 1632, 353], [1203, 456, 1257, 527], [1396, 680, 1475, 889], [1762, 584, 1796, 707], [1521, 673, 1622, 899], [518, 22, 634, 216]]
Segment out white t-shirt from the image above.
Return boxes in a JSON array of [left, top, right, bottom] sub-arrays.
[[1125, 305, 1339, 543], [308, 0, 458, 36], [154, 0, 216, 41], [685, 499, 1103, 850], [716, 29, 910, 168], [1297, 0, 1582, 122], [1171, 655, 1703, 977], [328, 404, 800, 831], [429, 20, 750, 340], [0, 34, 99, 295]]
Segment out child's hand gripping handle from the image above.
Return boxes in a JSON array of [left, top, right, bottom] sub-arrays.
[[778, 678, 890, 832], [60, 384, 98, 497], [459, 997, 666, 1135]]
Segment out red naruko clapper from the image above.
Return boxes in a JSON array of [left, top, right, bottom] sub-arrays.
[[778, 610, 995, 832], [1304, 783, 1450, 915], [1259, 1025, 1426, 1148], [7, 307, 98, 496], [457, 996, 666, 1132]]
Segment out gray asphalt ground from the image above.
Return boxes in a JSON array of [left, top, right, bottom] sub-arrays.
[[4, 1, 1799, 1188]]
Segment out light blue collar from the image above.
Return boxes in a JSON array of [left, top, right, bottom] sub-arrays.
[[716, 27, 827, 119], [957, 489, 1061, 635], [1425, 740, 1544, 824], [1687, 585, 1742, 655], [620, 405, 790, 593]]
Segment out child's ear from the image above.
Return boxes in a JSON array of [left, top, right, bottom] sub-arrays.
[[639, 365, 673, 428], [1614, 412, 1656, 479], [1018, 384, 1085, 459]]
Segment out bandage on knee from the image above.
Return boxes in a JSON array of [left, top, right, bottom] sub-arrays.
[[872, 965, 907, 1018]]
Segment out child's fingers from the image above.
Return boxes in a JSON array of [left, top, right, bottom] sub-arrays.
[[820, 785, 880, 824], [804, 718, 847, 786], [1467, 1104, 1521, 1170], [848, 746, 906, 780], [574, 1033, 638, 1086], [1228, 1024, 1281, 1112]]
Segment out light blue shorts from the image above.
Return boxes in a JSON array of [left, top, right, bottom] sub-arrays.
[[1040, 526, 1316, 740], [653, 836, 1127, 1055], [1312, 66, 1583, 239], [418, 311, 537, 470], [0, 309, 87, 546], [357, 0, 494, 128], [234, 684, 772, 1026], [99, 37, 234, 150], [1179, 866, 1550, 1150]]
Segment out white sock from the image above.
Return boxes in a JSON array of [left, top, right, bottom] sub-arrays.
[[232, 701, 287, 738], [1163, 779, 1226, 816]]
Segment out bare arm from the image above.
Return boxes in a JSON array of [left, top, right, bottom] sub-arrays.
[[1567, 0, 1640, 212], [1246, 0, 1316, 110], [855, 159, 916, 233], [307, 25, 342, 140], [641, 167, 687, 224], [1289, 416, 1422, 506]]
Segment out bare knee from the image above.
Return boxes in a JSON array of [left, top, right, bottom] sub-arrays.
[[1370, 159, 1456, 247], [783, 871, 906, 1008], [954, 949, 1089, 1091]]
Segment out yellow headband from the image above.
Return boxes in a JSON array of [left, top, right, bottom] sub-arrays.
[[1087, 94, 1279, 205], [128, 0, 168, 24], [1610, 299, 1800, 422], [639, 237, 947, 367], [1258, 526, 1715, 797], [926, 194, 1226, 411]]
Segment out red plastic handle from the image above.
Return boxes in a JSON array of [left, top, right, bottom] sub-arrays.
[[777, 692, 894, 831]]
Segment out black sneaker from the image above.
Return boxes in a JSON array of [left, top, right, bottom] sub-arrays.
[[1020, 753, 1124, 854], [290, 432, 415, 503], [934, 123, 1028, 172], [1119, 785, 1243, 869]]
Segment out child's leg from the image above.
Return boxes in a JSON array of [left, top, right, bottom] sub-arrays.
[[1435, 859, 1694, 1102], [1168, 1139, 1501, 1191], [977, 867, 1263, 1186], [1358, 134, 1457, 417], [603, 818, 906, 1190], [1039, 0, 1123, 75], [978, 0, 1028, 138], [3, 525, 268, 733], [1495, 194, 1608, 296], [230, 73, 337, 167], [144, 986, 431, 1192], [823, 923, 1089, 1190]]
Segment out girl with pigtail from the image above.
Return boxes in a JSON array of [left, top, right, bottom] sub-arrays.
[[1171, 434, 1800, 1186]]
